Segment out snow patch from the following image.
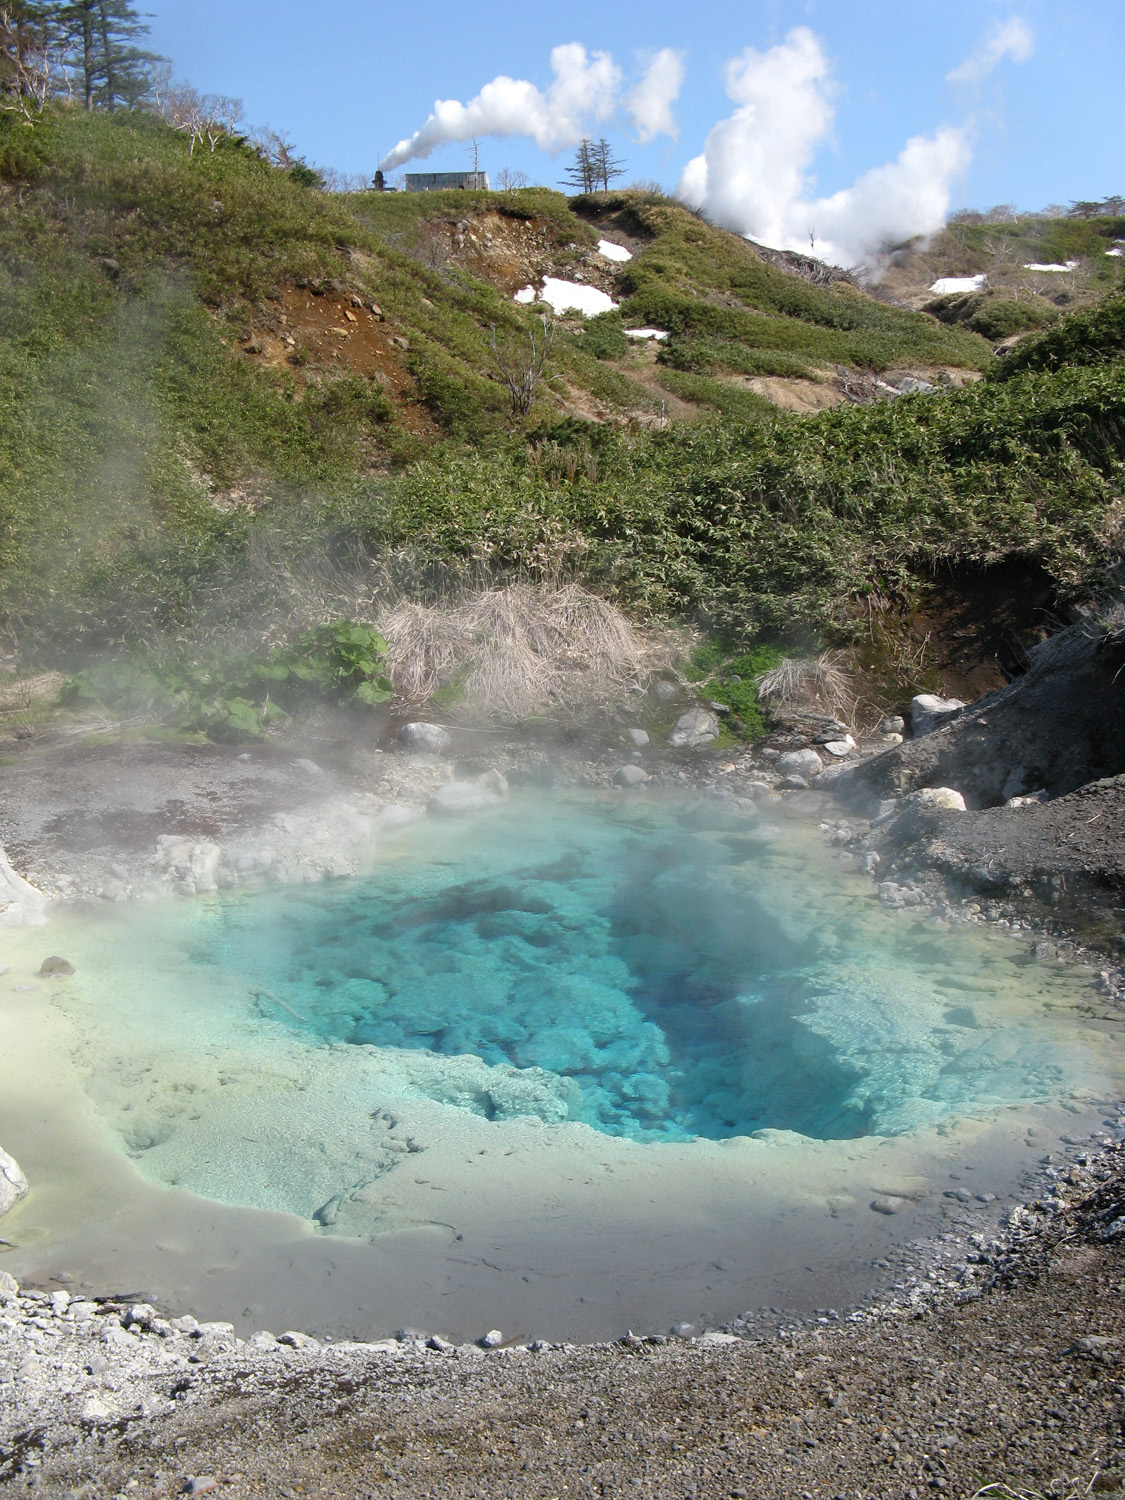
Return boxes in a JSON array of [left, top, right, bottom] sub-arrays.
[[513, 286, 537, 304], [534, 278, 618, 317], [1105, 246, 1123, 258], [1024, 260, 1079, 273], [624, 327, 669, 341], [597, 239, 632, 262], [929, 275, 987, 295]]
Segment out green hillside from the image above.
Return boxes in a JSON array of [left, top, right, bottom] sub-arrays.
[[0, 105, 1123, 689]]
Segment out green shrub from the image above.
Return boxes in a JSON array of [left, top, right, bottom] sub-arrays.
[[992, 290, 1125, 378], [966, 298, 1057, 340], [64, 620, 392, 740], [582, 311, 629, 360], [684, 640, 786, 737]]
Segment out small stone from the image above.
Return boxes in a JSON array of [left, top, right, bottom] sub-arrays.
[[614, 764, 650, 787], [821, 737, 855, 758], [479, 1329, 504, 1348], [183, 1479, 218, 1496], [427, 1335, 456, 1352], [625, 727, 650, 748], [671, 1322, 695, 1338], [871, 1196, 909, 1215], [0, 1270, 19, 1301], [37, 955, 75, 977], [879, 715, 905, 734], [290, 757, 323, 776], [477, 768, 509, 797], [399, 721, 451, 755]]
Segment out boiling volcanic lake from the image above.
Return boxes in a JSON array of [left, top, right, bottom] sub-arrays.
[[1, 791, 1122, 1341]]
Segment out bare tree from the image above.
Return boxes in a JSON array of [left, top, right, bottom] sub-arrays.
[[489, 315, 556, 416], [1, 4, 80, 117], [153, 81, 242, 153], [497, 166, 529, 195]]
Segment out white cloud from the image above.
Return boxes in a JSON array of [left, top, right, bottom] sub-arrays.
[[946, 17, 1034, 87], [625, 48, 685, 143], [676, 27, 971, 270], [380, 44, 621, 170]]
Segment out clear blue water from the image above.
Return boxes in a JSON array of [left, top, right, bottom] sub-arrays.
[[177, 794, 1098, 1144]]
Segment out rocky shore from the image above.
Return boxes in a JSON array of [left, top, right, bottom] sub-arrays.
[[1, 1140, 1122, 1496]]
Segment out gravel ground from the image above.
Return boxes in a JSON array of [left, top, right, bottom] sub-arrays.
[[1, 1146, 1123, 1499]]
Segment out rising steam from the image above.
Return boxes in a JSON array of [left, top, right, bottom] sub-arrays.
[[381, 45, 616, 170], [676, 26, 981, 270], [379, 45, 685, 171], [625, 49, 686, 144]]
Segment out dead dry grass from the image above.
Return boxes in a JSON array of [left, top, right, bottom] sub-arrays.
[[379, 582, 649, 717], [754, 651, 858, 726]]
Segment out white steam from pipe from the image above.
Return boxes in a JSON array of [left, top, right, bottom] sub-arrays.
[[380, 44, 685, 171], [946, 17, 1034, 87], [676, 26, 979, 270], [625, 48, 685, 143], [380, 44, 623, 170]]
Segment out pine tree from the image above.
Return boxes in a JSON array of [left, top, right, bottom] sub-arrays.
[[561, 139, 597, 194], [56, 0, 157, 110], [589, 138, 626, 193]]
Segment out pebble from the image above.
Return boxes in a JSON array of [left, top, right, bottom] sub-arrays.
[[479, 1329, 504, 1348]]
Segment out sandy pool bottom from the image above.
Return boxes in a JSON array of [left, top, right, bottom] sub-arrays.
[[0, 792, 1121, 1343]]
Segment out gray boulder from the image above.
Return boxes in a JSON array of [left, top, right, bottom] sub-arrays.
[[400, 722, 452, 754], [775, 747, 823, 779], [428, 782, 502, 816], [910, 694, 966, 737], [902, 786, 967, 813], [668, 707, 720, 749], [0, 1147, 28, 1219], [614, 764, 650, 787], [625, 727, 650, 748], [0, 846, 48, 927], [477, 768, 509, 797], [879, 715, 906, 735]]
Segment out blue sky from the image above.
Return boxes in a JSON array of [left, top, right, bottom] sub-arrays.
[[146, 0, 1121, 215]]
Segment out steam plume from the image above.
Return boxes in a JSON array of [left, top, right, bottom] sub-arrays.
[[626, 49, 685, 143], [380, 45, 622, 170], [676, 27, 973, 269], [946, 17, 1034, 87]]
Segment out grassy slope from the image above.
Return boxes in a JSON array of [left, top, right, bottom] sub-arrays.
[[593, 195, 990, 380], [0, 106, 1121, 666]]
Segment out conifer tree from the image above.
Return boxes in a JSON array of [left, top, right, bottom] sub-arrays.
[[589, 138, 626, 193], [56, 0, 156, 110], [561, 139, 597, 194]]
